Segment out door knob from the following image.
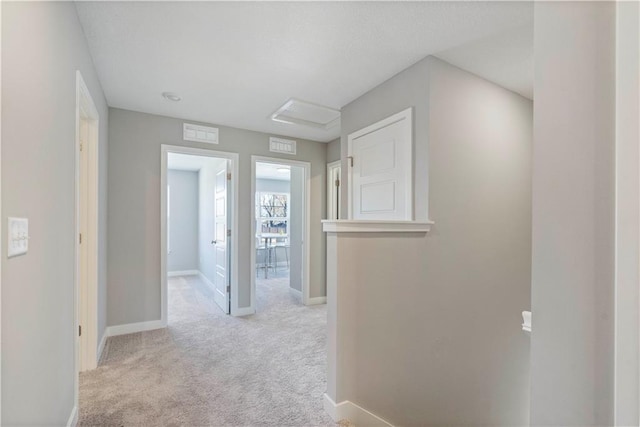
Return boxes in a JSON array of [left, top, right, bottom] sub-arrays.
[[211, 240, 217, 245]]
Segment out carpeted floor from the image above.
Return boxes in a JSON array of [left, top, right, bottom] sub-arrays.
[[79, 270, 337, 426]]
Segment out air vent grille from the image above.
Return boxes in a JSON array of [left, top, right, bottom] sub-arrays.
[[183, 123, 218, 144], [269, 137, 296, 155]]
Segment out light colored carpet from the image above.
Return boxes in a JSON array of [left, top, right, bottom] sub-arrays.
[[79, 272, 338, 426]]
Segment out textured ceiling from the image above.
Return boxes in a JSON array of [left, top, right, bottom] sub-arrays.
[[435, 24, 533, 99], [76, 1, 533, 143]]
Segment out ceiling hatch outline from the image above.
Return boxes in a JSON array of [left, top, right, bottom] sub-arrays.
[[270, 98, 341, 131]]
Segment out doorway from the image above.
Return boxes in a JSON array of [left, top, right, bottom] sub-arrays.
[[161, 145, 239, 321], [327, 160, 341, 220], [75, 71, 100, 376], [251, 156, 310, 308]]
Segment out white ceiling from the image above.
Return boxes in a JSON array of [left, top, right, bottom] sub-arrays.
[[256, 163, 291, 182], [76, 1, 533, 143], [435, 24, 533, 99], [168, 153, 221, 171]]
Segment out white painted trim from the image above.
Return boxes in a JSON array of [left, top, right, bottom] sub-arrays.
[[307, 296, 327, 305], [321, 220, 433, 233], [327, 160, 341, 220], [167, 270, 199, 277], [66, 405, 78, 427], [614, 1, 640, 423], [97, 330, 107, 363], [347, 107, 413, 221], [323, 393, 394, 427], [289, 287, 303, 303], [105, 320, 165, 337], [233, 306, 256, 317], [161, 145, 240, 321], [198, 271, 215, 292], [74, 71, 100, 424], [0, 0, 3, 417], [251, 156, 312, 307]]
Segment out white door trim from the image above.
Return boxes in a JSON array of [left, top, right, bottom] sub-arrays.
[[0, 1, 3, 418], [251, 156, 311, 307], [161, 145, 240, 319], [327, 160, 341, 220], [74, 70, 100, 415]]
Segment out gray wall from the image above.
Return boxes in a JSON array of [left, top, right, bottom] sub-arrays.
[[327, 138, 341, 163], [108, 108, 326, 325], [289, 167, 304, 292], [256, 178, 289, 194], [614, 1, 640, 423], [1, 2, 109, 424], [167, 170, 199, 272], [340, 58, 430, 222], [331, 56, 532, 425], [530, 2, 616, 425]]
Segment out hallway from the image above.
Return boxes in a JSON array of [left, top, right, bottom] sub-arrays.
[[79, 274, 332, 426]]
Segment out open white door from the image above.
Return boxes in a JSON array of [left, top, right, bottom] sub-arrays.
[[213, 161, 230, 314]]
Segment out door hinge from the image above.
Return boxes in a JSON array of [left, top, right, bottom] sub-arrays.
[[79, 325, 82, 337], [335, 179, 340, 187], [226, 285, 230, 293], [79, 233, 82, 244], [348, 156, 354, 167], [80, 142, 84, 152], [227, 172, 231, 180], [227, 229, 231, 237]]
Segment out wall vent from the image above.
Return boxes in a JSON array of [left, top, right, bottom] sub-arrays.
[[183, 123, 218, 144], [269, 137, 297, 155]]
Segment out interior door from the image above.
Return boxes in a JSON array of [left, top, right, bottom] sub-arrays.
[[348, 109, 412, 220], [213, 160, 230, 314], [79, 118, 89, 371]]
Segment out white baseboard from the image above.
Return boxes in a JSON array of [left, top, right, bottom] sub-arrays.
[[323, 393, 394, 427], [289, 287, 302, 301], [168, 269, 199, 277], [97, 330, 107, 362], [307, 296, 327, 305], [232, 306, 255, 317], [66, 405, 78, 427], [106, 319, 166, 337], [198, 271, 215, 291]]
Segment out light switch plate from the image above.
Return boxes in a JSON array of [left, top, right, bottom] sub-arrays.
[[8, 217, 28, 257]]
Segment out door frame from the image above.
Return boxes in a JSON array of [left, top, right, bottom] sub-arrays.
[[160, 145, 239, 319], [74, 70, 100, 410], [250, 156, 311, 307], [327, 160, 341, 220]]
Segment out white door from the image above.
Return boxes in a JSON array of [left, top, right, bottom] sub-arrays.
[[348, 108, 413, 220], [79, 118, 89, 371], [213, 161, 230, 314]]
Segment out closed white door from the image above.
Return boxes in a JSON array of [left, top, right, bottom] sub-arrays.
[[348, 108, 413, 220], [213, 161, 230, 314]]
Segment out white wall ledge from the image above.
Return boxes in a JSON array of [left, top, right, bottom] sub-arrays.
[[322, 220, 433, 233]]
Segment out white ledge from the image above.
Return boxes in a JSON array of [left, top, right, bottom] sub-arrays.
[[322, 220, 434, 233]]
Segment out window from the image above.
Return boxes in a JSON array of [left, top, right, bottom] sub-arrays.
[[256, 192, 289, 235]]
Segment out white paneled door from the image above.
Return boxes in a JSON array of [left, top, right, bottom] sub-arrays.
[[213, 161, 230, 314], [348, 108, 413, 220]]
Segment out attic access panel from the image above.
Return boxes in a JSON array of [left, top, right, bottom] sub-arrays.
[[271, 98, 340, 130]]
